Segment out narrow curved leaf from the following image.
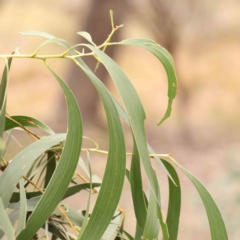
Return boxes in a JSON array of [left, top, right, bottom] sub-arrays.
[[0, 198, 14, 239], [143, 188, 160, 240], [78, 151, 93, 238], [0, 134, 66, 208], [143, 169, 168, 240], [170, 157, 228, 240], [74, 58, 126, 240], [0, 58, 12, 157], [123, 230, 134, 240], [111, 96, 174, 183], [16, 66, 83, 240], [5, 115, 55, 134], [130, 142, 147, 230], [135, 224, 143, 240], [44, 152, 56, 188], [163, 160, 181, 240], [0, 209, 19, 239], [113, 38, 177, 125], [10, 182, 101, 203], [16, 178, 27, 235]]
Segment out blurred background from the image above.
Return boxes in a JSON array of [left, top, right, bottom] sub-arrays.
[[1, 0, 240, 239]]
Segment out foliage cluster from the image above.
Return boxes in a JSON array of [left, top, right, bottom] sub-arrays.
[[0, 12, 228, 240]]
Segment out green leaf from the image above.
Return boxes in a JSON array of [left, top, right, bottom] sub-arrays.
[[143, 188, 160, 240], [44, 152, 56, 188], [1, 129, 13, 156], [0, 134, 66, 208], [115, 38, 178, 125], [0, 58, 12, 157], [163, 160, 181, 240], [143, 169, 169, 240], [130, 142, 147, 230], [73, 57, 126, 240], [77, 32, 96, 46], [10, 191, 41, 203], [135, 224, 143, 240], [170, 157, 228, 240], [10, 182, 101, 203], [0, 210, 19, 238], [156, 201, 169, 240], [16, 66, 83, 240], [83, 44, 161, 209], [0, 198, 15, 239], [113, 96, 175, 183], [123, 230, 134, 240], [16, 178, 27, 236], [5, 115, 55, 134], [78, 151, 93, 238], [19, 31, 77, 56], [20, 31, 55, 39], [8, 196, 41, 211], [62, 182, 101, 200], [0, 138, 5, 150]]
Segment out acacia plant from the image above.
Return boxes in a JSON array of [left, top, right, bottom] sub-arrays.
[[0, 11, 228, 240]]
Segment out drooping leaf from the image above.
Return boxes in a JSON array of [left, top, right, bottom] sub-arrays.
[[143, 169, 168, 240], [130, 142, 147, 230], [1, 129, 13, 156], [134, 224, 143, 240], [16, 66, 83, 240], [123, 230, 134, 240], [113, 38, 177, 125], [0, 134, 66, 208], [163, 160, 181, 240], [10, 182, 101, 203], [143, 188, 160, 240], [8, 196, 41, 211], [170, 157, 228, 240], [0, 210, 19, 239], [0, 198, 15, 239], [0, 57, 12, 157], [73, 57, 126, 240], [78, 151, 93, 238], [5, 115, 55, 134], [16, 178, 27, 236], [44, 152, 56, 188], [112, 96, 174, 183]]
